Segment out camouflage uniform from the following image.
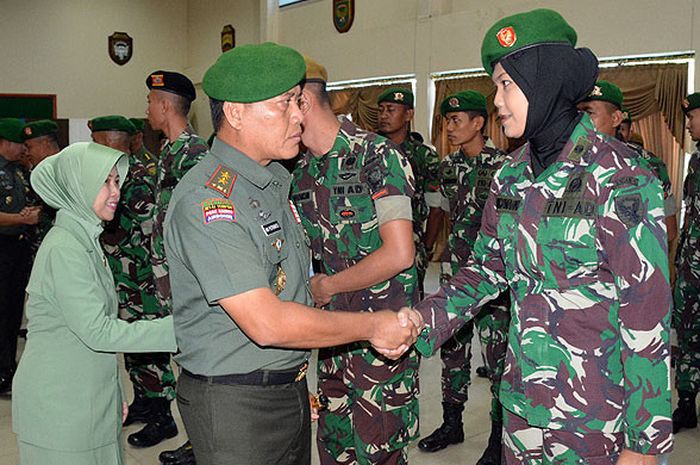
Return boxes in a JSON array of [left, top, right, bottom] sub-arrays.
[[399, 135, 440, 295], [291, 117, 418, 465], [675, 148, 700, 393], [437, 143, 510, 422], [23, 166, 56, 256], [147, 126, 208, 400], [625, 142, 677, 219], [101, 147, 169, 398], [414, 114, 673, 462]]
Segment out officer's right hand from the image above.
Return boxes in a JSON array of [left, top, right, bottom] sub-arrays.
[[20, 206, 41, 225], [369, 308, 423, 359]]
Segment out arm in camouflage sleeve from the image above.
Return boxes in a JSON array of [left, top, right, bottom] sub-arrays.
[[602, 168, 672, 455], [413, 180, 509, 357]]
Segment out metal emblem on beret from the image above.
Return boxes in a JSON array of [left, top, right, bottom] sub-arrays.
[[108, 32, 133, 66], [496, 26, 517, 48], [614, 193, 644, 228], [590, 85, 603, 97], [333, 0, 355, 34], [622, 110, 629, 119], [394, 92, 404, 102], [683, 99, 690, 109], [24, 127, 32, 136], [449, 97, 460, 108], [151, 74, 164, 87], [221, 24, 235, 53]]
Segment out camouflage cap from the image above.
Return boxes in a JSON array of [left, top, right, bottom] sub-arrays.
[[23, 120, 59, 140], [682, 92, 700, 114], [481, 9, 577, 75], [129, 118, 145, 132], [304, 55, 328, 84], [146, 70, 197, 102], [203, 42, 305, 103], [440, 90, 487, 117], [377, 87, 414, 108], [88, 115, 136, 134], [0, 118, 26, 143], [584, 80, 624, 109]]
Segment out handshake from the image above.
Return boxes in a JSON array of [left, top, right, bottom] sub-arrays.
[[368, 307, 424, 360]]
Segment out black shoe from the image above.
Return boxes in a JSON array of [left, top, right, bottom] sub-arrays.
[[159, 440, 196, 464], [127, 399, 178, 448], [417, 402, 464, 453], [123, 391, 152, 426], [673, 391, 698, 434], [0, 373, 13, 395], [476, 419, 502, 465], [476, 366, 489, 378]]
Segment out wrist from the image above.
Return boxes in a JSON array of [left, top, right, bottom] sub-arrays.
[[323, 273, 338, 298]]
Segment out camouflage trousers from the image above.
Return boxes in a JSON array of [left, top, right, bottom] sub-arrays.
[[439, 263, 510, 421], [503, 409, 623, 464], [116, 269, 176, 401], [316, 343, 420, 465], [674, 249, 700, 393]]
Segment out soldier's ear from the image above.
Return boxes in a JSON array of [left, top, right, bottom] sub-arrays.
[[405, 108, 415, 123], [223, 102, 243, 130], [611, 109, 624, 129]]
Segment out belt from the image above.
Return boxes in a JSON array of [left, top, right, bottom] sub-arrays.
[[0, 232, 27, 242], [183, 362, 308, 386]]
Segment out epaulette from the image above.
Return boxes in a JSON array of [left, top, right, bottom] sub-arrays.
[[205, 164, 237, 198]]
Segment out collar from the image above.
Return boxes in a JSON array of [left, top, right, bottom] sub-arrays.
[[210, 138, 276, 190]]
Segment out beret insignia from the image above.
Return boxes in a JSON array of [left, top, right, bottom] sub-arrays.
[[151, 74, 164, 86], [24, 127, 32, 136], [496, 26, 517, 48], [449, 97, 460, 108], [590, 85, 603, 97], [683, 99, 690, 109], [394, 92, 404, 102]]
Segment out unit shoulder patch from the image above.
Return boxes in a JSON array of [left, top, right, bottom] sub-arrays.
[[202, 198, 236, 224]]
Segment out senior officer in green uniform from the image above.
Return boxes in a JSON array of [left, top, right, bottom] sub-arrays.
[[164, 42, 423, 465], [22, 120, 60, 254], [0, 118, 39, 394], [418, 91, 510, 465], [141, 71, 208, 459], [579, 80, 678, 244], [377, 87, 441, 296], [673, 92, 700, 433], [293, 57, 419, 465], [382, 9, 673, 465]]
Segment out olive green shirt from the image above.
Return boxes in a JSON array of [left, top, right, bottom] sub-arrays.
[[165, 138, 310, 376]]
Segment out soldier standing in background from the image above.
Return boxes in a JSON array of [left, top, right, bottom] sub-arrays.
[[417, 91, 510, 465], [377, 87, 441, 297], [0, 118, 39, 395], [293, 57, 419, 465], [145, 70, 208, 464], [673, 92, 700, 433]]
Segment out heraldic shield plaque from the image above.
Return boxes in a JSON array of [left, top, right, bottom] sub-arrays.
[[333, 0, 354, 33], [108, 32, 133, 65], [221, 24, 235, 53]]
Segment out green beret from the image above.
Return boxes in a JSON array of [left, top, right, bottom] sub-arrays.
[[203, 42, 305, 103], [377, 87, 414, 108], [481, 9, 577, 75], [682, 92, 700, 114], [129, 118, 145, 132], [584, 80, 623, 109], [621, 105, 632, 124], [0, 118, 26, 143], [88, 115, 136, 134], [23, 120, 58, 140], [146, 71, 197, 102], [440, 91, 487, 117]]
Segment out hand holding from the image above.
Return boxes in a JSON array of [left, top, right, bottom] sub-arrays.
[[310, 273, 333, 307], [369, 309, 422, 359], [615, 450, 658, 465]]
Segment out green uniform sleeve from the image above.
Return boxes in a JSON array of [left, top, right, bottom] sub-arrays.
[[166, 192, 268, 304], [47, 247, 177, 353]]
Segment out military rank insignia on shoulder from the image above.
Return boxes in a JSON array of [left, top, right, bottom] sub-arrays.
[[202, 198, 236, 224], [205, 164, 237, 198]]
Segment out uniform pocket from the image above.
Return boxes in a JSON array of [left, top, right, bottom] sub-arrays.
[[536, 216, 598, 284]]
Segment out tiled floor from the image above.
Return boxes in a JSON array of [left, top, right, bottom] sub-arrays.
[[0, 263, 696, 464]]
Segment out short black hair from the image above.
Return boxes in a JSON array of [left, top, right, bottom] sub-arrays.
[[171, 93, 192, 116], [302, 81, 330, 107], [209, 98, 225, 132]]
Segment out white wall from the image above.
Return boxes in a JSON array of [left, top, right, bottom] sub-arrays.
[[0, 0, 189, 120], [278, 0, 700, 136]]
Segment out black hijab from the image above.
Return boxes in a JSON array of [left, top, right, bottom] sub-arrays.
[[499, 44, 599, 177]]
